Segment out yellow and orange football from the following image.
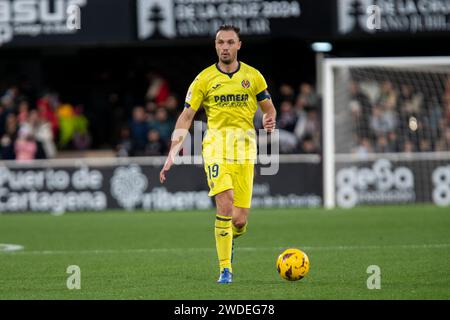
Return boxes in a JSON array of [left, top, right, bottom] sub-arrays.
[[276, 248, 310, 281]]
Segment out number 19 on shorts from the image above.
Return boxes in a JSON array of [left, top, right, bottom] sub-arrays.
[[208, 164, 219, 180]]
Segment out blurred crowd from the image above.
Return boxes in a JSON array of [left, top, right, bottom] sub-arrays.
[[6, 70, 450, 161], [0, 87, 90, 161], [255, 83, 321, 154], [1, 75, 323, 160], [115, 73, 177, 157], [116, 79, 322, 157], [349, 75, 450, 156]]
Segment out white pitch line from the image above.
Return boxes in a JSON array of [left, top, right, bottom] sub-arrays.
[[1, 243, 450, 255], [0, 244, 24, 252]]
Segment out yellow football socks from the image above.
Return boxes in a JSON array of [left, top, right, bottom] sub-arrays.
[[232, 222, 248, 239], [215, 214, 233, 273]]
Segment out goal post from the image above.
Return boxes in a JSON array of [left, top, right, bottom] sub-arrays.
[[322, 56, 450, 209]]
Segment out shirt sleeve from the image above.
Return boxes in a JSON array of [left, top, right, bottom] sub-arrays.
[[184, 76, 205, 111], [254, 70, 271, 102]]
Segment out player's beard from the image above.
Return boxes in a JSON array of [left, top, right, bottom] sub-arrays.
[[219, 52, 235, 65], [220, 58, 231, 65]]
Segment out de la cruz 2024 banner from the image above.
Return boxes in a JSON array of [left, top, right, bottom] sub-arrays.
[[0, 162, 322, 214], [136, 0, 331, 41]]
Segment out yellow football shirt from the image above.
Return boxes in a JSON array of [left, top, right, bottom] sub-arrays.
[[185, 61, 270, 162]]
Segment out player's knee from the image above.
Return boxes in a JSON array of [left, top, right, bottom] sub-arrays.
[[233, 215, 247, 229]]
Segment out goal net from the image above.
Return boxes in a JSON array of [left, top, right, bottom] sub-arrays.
[[322, 57, 450, 208]]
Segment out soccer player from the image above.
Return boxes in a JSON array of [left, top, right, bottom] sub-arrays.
[[159, 25, 276, 284]]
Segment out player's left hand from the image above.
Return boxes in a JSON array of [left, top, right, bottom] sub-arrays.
[[263, 115, 276, 133]]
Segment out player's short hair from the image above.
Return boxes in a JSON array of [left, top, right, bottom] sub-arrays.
[[216, 25, 241, 40]]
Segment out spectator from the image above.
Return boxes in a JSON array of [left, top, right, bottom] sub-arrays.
[[435, 127, 450, 151], [0, 89, 17, 137], [399, 84, 423, 116], [349, 81, 372, 140], [37, 94, 59, 138], [419, 138, 432, 152], [1, 86, 20, 110], [4, 113, 18, 139], [116, 126, 133, 157], [444, 75, 450, 106], [376, 81, 398, 110], [145, 101, 158, 117], [56, 103, 91, 150], [0, 134, 15, 159], [403, 140, 416, 153], [387, 131, 401, 153], [0, 113, 18, 159], [72, 105, 91, 151], [144, 129, 166, 156], [21, 110, 56, 159], [129, 106, 149, 154], [374, 135, 392, 153], [145, 72, 170, 105], [277, 101, 297, 132], [444, 101, 450, 128], [148, 108, 174, 144], [297, 83, 319, 110], [298, 134, 319, 154], [353, 137, 373, 159], [14, 127, 37, 162], [426, 97, 442, 141], [305, 110, 321, 147], [384, 98, 398, 129], [57, 103, 76, 148], [162, 95, 179, 121], [274, 101, 299, 153], [278, 84, 295, 104], [0, 105, 8, 138], [17, 100, 30, 125], [277, 129, 298, 154], [370, 105, 397, 138], [296, 109, 320, 144]]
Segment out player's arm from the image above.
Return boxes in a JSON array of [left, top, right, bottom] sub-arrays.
[[255, 70, 276, 132], [259, 95, 277, 133], [159, 107, 197, 183]]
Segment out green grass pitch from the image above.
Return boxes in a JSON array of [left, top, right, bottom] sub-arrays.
[[0, 205, 449, 299]]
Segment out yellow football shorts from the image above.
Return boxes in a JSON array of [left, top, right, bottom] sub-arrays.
[[204, 160, 255, 208]]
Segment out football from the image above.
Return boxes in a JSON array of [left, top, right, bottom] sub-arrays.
[[276, 248, 310, 281]]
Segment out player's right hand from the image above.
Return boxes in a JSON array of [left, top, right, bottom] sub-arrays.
[[159, 155, 174, 184]]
